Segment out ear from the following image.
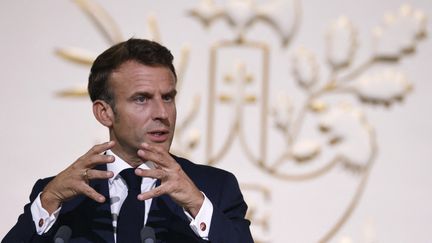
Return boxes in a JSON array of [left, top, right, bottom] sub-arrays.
[[93, 100, 115, 127]]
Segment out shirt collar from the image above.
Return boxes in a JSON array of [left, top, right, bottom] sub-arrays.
[[106, 149, 155, 185]]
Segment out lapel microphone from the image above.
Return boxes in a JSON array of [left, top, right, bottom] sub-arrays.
[[54, 225, 72, 243], [140, 226, 156, 243]]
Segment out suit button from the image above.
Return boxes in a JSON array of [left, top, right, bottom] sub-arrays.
[[38, 218, 44, 227], [200, 222, 206, 231]]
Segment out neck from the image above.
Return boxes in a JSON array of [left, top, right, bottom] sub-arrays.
[[111, 146, 143, 168]]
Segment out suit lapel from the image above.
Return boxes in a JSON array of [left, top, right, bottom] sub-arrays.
[[79, 165, 114, 243], [58, 164, 114, 242], [88, 168, 115, 243]]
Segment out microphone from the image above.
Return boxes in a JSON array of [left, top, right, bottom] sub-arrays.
[[140, 226, 156, 243], [53, 225, 72, 243]]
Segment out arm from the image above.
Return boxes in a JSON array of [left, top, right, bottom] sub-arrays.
[[207, 172, 254, 243], [135, 143, 253, 242], [40, 141, 115, 214], [136, 143, 205, 217], [2, 179, 54, 243], [2, 141, 115, 243]]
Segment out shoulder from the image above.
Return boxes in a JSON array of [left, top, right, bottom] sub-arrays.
[[29, 176, 55, 200], [172, 154, 235, 179], [171, 154, 241, 195]]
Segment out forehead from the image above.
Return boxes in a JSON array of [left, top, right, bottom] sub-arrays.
[[109, 61, 176, 93]]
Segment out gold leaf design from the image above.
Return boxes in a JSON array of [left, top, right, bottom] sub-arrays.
[[57, 86, 88, 97], [188, 0, 224, 27], [74, 0, 123, 44], [309, 100, 328, 113], [272, 92, 293, 132], [189, 0, 301, 45], [292, 139, 321, 162], [325, 16, 358, 71], [292, 46, 320, 91], [372, 4, 427, 60], [352, 69, 412, 106], [55, 47, 97, 66]]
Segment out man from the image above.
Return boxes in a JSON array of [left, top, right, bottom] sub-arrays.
[[3, 39, 253, 242]]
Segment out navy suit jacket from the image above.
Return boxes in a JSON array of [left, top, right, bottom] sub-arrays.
[[3, 155, 253, 243]]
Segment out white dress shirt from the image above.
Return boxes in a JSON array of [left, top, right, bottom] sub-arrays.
[[31, 149, 213, 241]]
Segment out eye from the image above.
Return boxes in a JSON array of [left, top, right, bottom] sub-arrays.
[[162, 90, 177, 103], [134, 95, 149, 103], [162, 94, 174, 102]]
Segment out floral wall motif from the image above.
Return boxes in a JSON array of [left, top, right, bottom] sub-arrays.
[[0, 1, 431, 242]]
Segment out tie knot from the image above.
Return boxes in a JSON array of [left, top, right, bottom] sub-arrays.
[[120, 168, 142, 191]]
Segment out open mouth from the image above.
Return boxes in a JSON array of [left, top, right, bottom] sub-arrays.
[[148, 130, 169, 142], [149, 131, 167, 136]]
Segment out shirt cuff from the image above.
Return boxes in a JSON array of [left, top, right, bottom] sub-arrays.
[[183, 192, 213, 240], [30, 192, 62, 235]]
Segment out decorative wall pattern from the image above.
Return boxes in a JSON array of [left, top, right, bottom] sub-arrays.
[[53, 0, 428, 242]]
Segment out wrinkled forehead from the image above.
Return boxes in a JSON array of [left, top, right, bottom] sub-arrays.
[[111, 60, 175, 81], [109, 61, 176, 94]]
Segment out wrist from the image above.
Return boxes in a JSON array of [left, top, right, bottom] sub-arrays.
[[40, 190, 61, 215], [185, 192, 204, 218]]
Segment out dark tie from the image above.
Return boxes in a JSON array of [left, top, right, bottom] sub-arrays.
[[117, 168, 145, 242]]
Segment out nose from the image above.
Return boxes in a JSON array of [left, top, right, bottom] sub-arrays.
[[151, 99, 168, 121]]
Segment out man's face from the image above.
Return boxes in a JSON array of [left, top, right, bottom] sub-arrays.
[[108, 60, 177, 159]]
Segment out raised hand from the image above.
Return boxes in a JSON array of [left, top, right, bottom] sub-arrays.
[[40, 141, 116, 214], [135, 143, 204, 218]]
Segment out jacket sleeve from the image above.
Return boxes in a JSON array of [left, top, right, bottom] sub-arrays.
[[207, 172, 254, 243], [2, 178, 56, 243]]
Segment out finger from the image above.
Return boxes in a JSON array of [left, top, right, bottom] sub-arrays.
[[85, 169, 114, 180], [135, 168, 166, 180], [137, 143, 172, 168], [138, 185, 166, 201], [85, 141, 115, 157], [80, 183, 106, 203], [85, 154, 115, 167]]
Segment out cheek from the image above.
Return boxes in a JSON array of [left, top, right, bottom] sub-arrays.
[[171, 107, 177, 123], [115, 110, 144, 130], [126, 106, 151, 121]]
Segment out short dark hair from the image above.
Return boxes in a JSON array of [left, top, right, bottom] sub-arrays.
[[88, 38, 177, 106]]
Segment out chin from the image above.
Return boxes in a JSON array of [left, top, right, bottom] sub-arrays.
[[148, 141, 171, 151]]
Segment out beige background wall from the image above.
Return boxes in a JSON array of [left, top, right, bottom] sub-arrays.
[[1, 0, 431, 242]]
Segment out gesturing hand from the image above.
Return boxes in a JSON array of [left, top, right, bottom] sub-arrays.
[[41, 141, 115, 214], [135, 143, 204, 218]]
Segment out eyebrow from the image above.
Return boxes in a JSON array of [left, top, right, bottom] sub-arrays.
[[129, 89, 177, 99], [164, 89, 177, 97], [130, 91, 152, 98]]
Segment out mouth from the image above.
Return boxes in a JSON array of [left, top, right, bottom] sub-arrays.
[[147, 129, 170, 143]]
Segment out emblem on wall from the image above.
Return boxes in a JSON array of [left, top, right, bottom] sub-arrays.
[[56, 0, 427, 242]]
